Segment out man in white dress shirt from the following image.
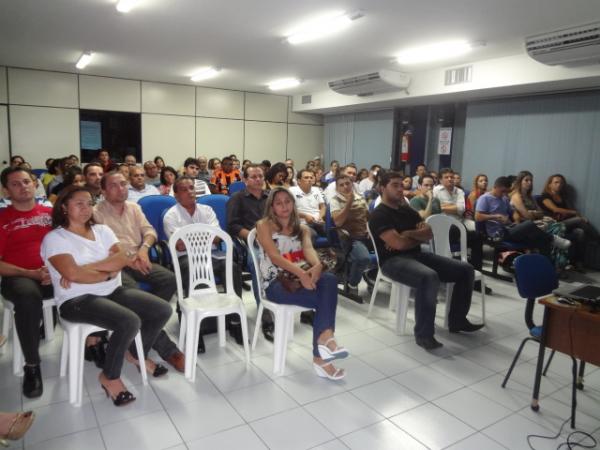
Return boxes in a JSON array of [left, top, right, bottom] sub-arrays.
[[289, 169, 326, 239]]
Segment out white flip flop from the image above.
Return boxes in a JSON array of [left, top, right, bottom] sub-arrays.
[[317, 337, 349, 361]]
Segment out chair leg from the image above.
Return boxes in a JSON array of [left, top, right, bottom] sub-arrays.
[[59, 333, 68, 377], [367, 273, 382, 318], [577, 361, 585, 390], [184, 313, 197, 381], [542, 350, 555, 376], [237, 307, 251, 365], [444, 283, 454, 329], [480, 277, 486, 324], [178, 312, 187, 351], [571, 357, 578, 429], [251, 303, 264, 350], [502, 337, 533, 388], [133, 333, 148, 386], [272, 311, 287, 375], [70, 329, 83, 406], [43, 305, 54, 342], [218, 315, 226, 347], [1, 309, 10, 355]]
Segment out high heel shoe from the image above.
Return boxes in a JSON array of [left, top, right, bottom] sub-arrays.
[[133, 359, 169, 378], [0, 411, 35, 446], [101, 385, 136, 407]]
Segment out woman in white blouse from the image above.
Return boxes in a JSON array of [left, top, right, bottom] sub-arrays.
[[41, 186, 172, 407]]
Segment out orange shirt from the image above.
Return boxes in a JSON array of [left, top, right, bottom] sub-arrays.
[[211, 169, 241, 194]]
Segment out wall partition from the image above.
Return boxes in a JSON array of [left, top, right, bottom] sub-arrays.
[[0, 66, 323, 169]]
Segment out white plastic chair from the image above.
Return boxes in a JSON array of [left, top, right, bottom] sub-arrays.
[[58, 319, 147, 407], [169, 223, 250, 382], [365, 224, 412, 335], [1, 296, 56, 376], [247, 229, 313, 375], [425, 214, 486, 327]]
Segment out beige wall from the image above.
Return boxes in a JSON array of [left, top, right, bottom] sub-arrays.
[[1, 67, 324, 169]]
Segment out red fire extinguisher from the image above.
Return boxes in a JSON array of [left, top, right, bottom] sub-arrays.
[[401, 129, 412, 163]]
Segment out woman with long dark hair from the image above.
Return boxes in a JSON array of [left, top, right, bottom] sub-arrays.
[[256, 187, 348, 380]]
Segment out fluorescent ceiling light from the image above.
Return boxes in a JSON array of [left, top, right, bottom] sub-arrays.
[[76, 52, 93, 69], [116, 0, 141, 13], [286, 11, 363, 45], [396, 40, 472, 65], [268, 78, 301, 91], [190, 67, 221, 82]]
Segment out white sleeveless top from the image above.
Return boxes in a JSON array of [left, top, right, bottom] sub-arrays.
[[258, 231, 304, 290]]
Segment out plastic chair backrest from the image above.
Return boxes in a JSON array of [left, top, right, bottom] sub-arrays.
[[169, 223, 234, 299], [138, 195, 177, 241], [228, 181, 246, 196], [426, 214, 467, 262], [32, 169, 47, 178], [513, 253, 558, 300], [197, 194, 229, 230], [247, 228, 266, 302], [366, 223, 383, 269]]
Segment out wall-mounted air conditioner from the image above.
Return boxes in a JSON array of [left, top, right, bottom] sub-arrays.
[[328, 70, 410, 96], [525, 21, 600, 66]]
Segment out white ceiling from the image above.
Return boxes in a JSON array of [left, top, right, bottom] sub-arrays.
[[1, 0, 599, 94]]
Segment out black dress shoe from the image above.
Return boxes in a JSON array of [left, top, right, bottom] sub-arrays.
[[449, 320, 485, 333], [415, 336, 443, 350], [300, 311, 315, 327], [473, 281, 492, 295], [262, 321, 274, 342], [84, 341, 107, 369], [22, 365, 43, 398], [228, 321, 244, 346]]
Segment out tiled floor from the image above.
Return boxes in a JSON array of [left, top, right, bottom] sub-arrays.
[[1, 266, 599, 449]]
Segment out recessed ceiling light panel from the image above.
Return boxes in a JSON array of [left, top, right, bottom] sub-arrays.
[[396, 40, 472, 65], [285, 11, 364, 45], [76, 52, 93, 69], [116, 0, 141, 13], [268, 78, 301, 91], [190, 67, 221, 82]]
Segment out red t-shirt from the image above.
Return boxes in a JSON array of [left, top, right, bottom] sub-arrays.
[[0, 204, 53, 270]]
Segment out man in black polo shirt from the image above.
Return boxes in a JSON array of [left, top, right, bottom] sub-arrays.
[[369, 171, 483, 350], [226, 164, 274, 339]]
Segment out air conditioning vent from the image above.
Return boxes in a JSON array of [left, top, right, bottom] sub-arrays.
[[301, 95, 312, 104], [444, 66, 473, 85], [328, 70, 410, 96], [525, 22, 600, 66]]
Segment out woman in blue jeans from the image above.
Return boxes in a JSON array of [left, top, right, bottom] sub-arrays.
[[256, 187, 349, 380], [41, 186, 172, 406]]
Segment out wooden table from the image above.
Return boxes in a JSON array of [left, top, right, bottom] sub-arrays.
[[531, 296, 600, 428]]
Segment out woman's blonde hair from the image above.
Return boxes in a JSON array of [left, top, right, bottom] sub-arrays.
[[262, 186, 301, 237]]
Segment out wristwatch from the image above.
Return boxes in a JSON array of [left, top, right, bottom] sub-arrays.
[[141, 243, 152, 250], [125, 250, 136, 259]]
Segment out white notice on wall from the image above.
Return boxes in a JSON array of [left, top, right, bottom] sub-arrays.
[[437, 127, 452, 155]]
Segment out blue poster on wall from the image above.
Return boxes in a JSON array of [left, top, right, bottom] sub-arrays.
[[81, 120, 102, 150]]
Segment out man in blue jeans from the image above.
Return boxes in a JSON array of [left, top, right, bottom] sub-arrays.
[[369, 171, 483, 350]]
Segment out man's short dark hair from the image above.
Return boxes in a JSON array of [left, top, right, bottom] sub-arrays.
[[83, 162, 103, 177], [335, 173, 352, 183], [419, 174, 434, 185], [221, 156, 233, 165], [184, 157, 199, 168], [1, 167, 33, 189], [173, 175, 195, 193], [370, 164, 381, 171], [494, 176, 512, 189], [296, 169, 315, 180], [379, 171, 403, 188], [439, 167, 454, 177], [416, 163, 426, 170], [100, 170, 124, 190], [243, 164, 263, 179]]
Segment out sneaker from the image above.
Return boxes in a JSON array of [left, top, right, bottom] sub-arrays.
[[552, 235, 571, 250], [347, 284, 359, 297], [22, 365, 43, 398]]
